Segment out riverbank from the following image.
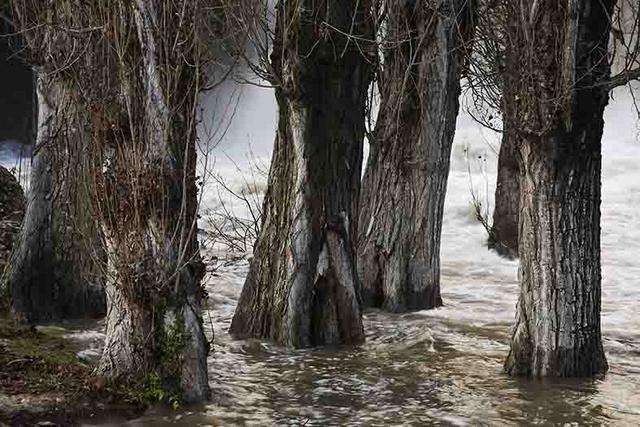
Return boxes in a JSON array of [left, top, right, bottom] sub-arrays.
[[0, 318, 141, 425]]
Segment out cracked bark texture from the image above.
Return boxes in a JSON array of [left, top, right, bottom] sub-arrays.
[[6, 74, 105, 323], [230, 0, 374, 347], [357, 0, 475, 312], [504, 0, 611, 377], [96, 0, 209, 403]]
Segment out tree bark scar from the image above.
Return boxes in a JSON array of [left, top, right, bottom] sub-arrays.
[[230, 0, 371, 348]]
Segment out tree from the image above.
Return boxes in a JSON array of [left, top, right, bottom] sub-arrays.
[[11, 0, 213, 402], [480, 0, 640, 259], [229, 0, 374, 347], [503, 0, 617, 377], [464, 0, 519, 258], [6, 74, 106, 322], [356, 0, 476, 311], [95, 1, 209, 402], [488, 107, 519, 259], [1, 9, 105, 322]]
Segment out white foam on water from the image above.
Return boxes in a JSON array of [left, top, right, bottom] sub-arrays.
[[184, 80, 640, 425]]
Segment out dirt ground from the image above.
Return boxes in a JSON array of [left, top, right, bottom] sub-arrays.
[[0, 318, 140, 426]]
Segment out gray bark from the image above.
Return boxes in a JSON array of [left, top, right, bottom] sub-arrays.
[[6, 74, 105, 323], [96, 0, 209, 403], [99, 260, 208, 403], [504, 0, 611, 377], [357, 0, 475, 312], [230, 0, 374, 347], [489, 123, 519, 259]]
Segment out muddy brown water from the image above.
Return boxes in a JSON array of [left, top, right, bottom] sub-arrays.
[[65, 251, 639, 426], [24, 88, 640, 425], [72, 146, 640, 426]]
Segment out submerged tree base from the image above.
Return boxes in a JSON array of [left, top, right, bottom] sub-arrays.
[[229, 0, 372, 348], [504, 344, 608, 378], [356, 0, 475, 313]]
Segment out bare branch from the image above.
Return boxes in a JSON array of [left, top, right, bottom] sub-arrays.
[[607, 67, 640, 90]]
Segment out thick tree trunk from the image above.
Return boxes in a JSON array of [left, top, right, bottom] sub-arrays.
[[96, 0, 209, 403], [10, 0, 209, 403], [488, 123, 519, 259], [99, 249, 208, 403], [504, 0, 611, 377], [6, 74, 105, 323], [230, 0, 373, 347], [357, 0, 475, 312]]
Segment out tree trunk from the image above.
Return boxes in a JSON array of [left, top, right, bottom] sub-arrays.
[[229, 0, 374, 347], [6, 74, 105, 323], [357, 0, 475, 312], [504, 0, 611, 377], [96, 0, 209, 403], [488, 121, 519, 259], [9, 0, 209, 403]]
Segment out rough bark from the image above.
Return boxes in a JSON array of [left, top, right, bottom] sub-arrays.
[[229, 0, 374, 347], [6, 74, 105, 323], [504, 0, 611, 377], [488, 121, 519, 259], [357, 0, 475, 312], [96, 0, 209, 403], [9, 0, 209, 403]]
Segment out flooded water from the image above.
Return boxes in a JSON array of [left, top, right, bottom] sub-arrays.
[[85, 240, 639, 426], [4, 83, 637, 425], [69, 85, 640, 426]]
